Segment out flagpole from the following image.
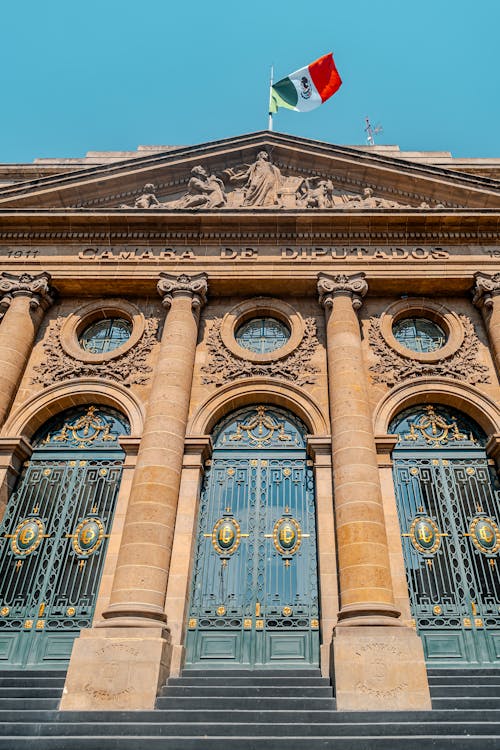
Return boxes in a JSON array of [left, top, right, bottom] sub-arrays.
[[268, 65, 274, 131]]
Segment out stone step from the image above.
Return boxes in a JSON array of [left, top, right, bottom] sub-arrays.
[[432, 697, 500, 710], [430, 685, 500, 697], [181, 667, 321, 678], [154, 696, 336, 710], [0, 734, 499, 749], [168, 676, 330, 686], [1, 709, 499, 724], [0, 670, 66, 678], [0, 698, 60, 710], [0, 677, 65, 688], [427, 668, 500, 677], [428, 675, 500, 685], [159, 685, 333, 698], [0, 720, 499, 738], [0, 687, 62, 698]]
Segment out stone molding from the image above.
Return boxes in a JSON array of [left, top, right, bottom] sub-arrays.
[[201, 316, 319, 387], [0, 271, 54, 312], [31, 315, 159, 388], [368, 313, 490, 386], [473, 271, 500, 310], [317, 272, 368, 311], [157, 272, 208, 310]]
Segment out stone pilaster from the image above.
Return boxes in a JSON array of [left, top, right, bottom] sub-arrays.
[[473, 272, 500, 378], [0, 272, 54, 427], [61, 273, 208, 711], [318, 272, 430, 711]]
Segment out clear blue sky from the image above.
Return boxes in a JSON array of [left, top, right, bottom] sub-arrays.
[[1, 0, 498, 162]]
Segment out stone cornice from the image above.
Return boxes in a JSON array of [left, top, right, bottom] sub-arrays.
[[0, 210, 500, 244]]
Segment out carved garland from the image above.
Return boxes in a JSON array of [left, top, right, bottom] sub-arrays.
[[32, 317, 159, 387], [201, 317, 320, 387], [368, 314, 490, 386]]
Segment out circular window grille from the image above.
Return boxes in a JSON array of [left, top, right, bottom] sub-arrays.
[[79, 318, 132, 354], [392, 317, 446, 353], [235, 317, 290, 354]]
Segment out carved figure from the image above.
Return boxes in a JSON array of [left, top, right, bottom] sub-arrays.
[[344, 187, 407, 209], [120, 184, 162, 209], [298, 177, 336, 208], [226, 151, 282, 207], [176, 166, 227, 209]]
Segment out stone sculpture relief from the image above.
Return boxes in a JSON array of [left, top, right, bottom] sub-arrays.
[[117, 152, 446, 211], [368, 315, 490, 386], [32, 317, 159, 387], [201, 317, 320, 386]]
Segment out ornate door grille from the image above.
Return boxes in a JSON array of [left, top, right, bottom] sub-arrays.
[[0, 406, 128, 668], [392, 405, 500, 664], [186, 406, 319, 668]]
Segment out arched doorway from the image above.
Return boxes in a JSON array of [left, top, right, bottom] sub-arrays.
[[391, 404, 500, 664], [0, 404, 129, 669], [185, 405, 319, 669]]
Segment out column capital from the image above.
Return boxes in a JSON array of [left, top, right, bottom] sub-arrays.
[[0, 271, 54, 312], [317, 272, 368, 311], [157, 272, 208, 310], [472, 271, 500, 310]]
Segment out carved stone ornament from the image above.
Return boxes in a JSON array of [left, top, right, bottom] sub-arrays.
[[201, 317, 320, 387], [118, 152, 447, 211], [0, 272, 54, 311], [31, 317, 159, 388], [317, 272, 368, 311], [157, 272, 208, 310], [472, 272, 500, 310], [368, 314, 490, 386]]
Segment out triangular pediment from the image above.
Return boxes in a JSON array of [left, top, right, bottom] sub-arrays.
[[1, 131, 500, 211]]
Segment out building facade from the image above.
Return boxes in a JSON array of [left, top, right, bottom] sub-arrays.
[[0, 132, 498, 711]]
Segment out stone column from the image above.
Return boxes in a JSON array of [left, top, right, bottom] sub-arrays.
[[317, 272, 431, 711], [0, 272, 54, 427], [473, 272, 500, 377], [61, 272, 208, 712]]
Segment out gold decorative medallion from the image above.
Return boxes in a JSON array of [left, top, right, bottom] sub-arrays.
[[469, 516, 500, 555], [211, 516, 241, 556], [408, 516, 442, 555], [36, 620, 45, 630], [0, 607, 9, 617], [255, 619, 264, 630], [66, 607, 76, 617], [244, 619, 252, 629], [188, 618, 197, 629], [24, 620, 33, 630], [71, 517, 106, 556], [433, 605, 442, 615], [216, 605, 226, 616], [282, 606, 293, 617], [311, 619, 319, 629], [9, 518, 46, 556], [273, 516, 302, 557]]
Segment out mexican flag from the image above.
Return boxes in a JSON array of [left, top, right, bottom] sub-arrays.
[[269, 53, 342, 114]]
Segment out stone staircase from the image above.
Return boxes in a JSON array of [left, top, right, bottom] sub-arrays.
[[0, 667, 499, 747]]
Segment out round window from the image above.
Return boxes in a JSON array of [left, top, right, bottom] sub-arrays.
[[235, 317, 290, 354], [392, 317, 446, 353], [79, 318, 132, 354]]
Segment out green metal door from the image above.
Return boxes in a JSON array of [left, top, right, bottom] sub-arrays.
[[392, 405, 500, 665], [0, 405, 128, 669], [185, 406, 320, 669]]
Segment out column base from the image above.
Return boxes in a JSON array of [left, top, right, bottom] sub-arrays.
[[332, 626, 431, 711], [60, 627, 171, 711]]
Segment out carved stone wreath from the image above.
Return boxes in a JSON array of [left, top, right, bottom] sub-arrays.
[[202, 317, 319, 386], [32, 317, 159, 387], [368, 315, 490, 386]]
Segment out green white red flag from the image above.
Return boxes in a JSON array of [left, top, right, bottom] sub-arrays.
[[269, 53, 342, 114]]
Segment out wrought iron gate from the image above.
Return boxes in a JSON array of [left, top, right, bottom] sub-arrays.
[[392, 405, 500, 664], [185, 406, 320, 668], [0, 406, 128, 668]]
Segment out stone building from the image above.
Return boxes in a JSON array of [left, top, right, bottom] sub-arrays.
[[0, 131, 498, 714]]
